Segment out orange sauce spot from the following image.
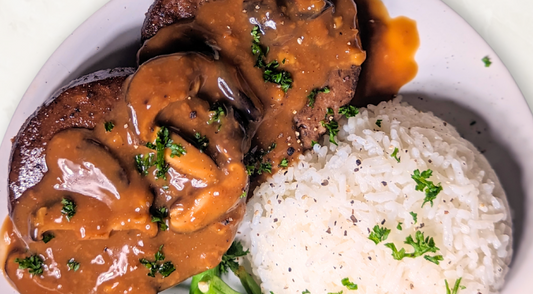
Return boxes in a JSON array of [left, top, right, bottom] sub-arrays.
[[354, 0, 420, 106]]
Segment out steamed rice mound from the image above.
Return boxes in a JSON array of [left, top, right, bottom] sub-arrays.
[[238, 98, 512, 294]]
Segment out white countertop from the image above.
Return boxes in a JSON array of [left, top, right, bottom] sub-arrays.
[[0, 0, 532, 139]]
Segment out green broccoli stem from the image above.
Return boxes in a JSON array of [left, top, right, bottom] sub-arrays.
[[190, 267, 242, 294], [202, 275, 242, 294], [190, 267, 220, 294], [234, 266, 261, 294]]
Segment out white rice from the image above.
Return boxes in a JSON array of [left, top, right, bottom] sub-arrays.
[[237, 98, 512, 294]]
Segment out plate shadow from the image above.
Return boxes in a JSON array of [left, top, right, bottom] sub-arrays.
[[401, 93, 525, 263]]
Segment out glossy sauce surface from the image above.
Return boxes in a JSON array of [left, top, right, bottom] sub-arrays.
[[142, 0, 366, 164], [353, 0, 419, 106], [5, 54, 249, 293], [141, 0, 418, 166], [4, 0, 419, 293]]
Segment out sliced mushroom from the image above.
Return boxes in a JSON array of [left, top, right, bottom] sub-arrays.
[[125, 53, 255, 234], [12, 129, 156, 242]]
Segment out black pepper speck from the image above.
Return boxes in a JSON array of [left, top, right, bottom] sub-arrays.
[[287, 147, 295, 156]]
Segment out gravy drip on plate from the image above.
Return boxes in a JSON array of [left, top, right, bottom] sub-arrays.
[[2, 0, 419, 293], [353, 0, 419, 106]]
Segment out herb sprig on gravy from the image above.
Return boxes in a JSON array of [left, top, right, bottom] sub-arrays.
[[251, 26, 292, 92]]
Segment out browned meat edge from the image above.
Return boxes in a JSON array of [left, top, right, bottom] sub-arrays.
[[141, 0, 203, 42], [294, 66, 362, 149], [8, 68, 134, 213]]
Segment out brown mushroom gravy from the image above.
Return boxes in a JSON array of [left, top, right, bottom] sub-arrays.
[[3, 0, 419, 293]]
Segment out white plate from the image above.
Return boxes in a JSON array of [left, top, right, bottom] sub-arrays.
[[1, 0, 532, 293]]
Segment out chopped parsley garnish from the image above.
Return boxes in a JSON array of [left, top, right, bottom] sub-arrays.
[[321, 120, 339, 145], [61, 198, 76, 221], [424, 255, 444, 264], [240, 191, 247, 199], [141, 126, 180, 179], [279, 158, 289, 168], [328, 291, 343, 294], [245, 142, 276, 176], [219, 241, 249, 274], [154, 161, 168, 179], [263, 61, 293, 92], [67, 258, 80, 272], [136, 127, 189, 179], [152, 127, 173, 179], [104, 121, 114, 132], [391, 147, 400, 162], [155, 245, 165, 262], [303, 290, 311, 294], [341, 277, 358, 290], [410, 211, 418, 224], [384, 231, 443, 264], [169, 143, 186, 158], [411, 169, 443, 207], [397, 222, 403, 230], [251, 26, 292, 92], [42, 233, 54, 243], [150, 207, 169, 231], [445, 278, 465, 294], [15, 255, 44, 275], [326, 107, 334, 117], [139, 259, 158, 277], [251, 26, 264, 60], [135, 153, 155, 176], [251, 25, 261, 42], [207, 104, 226, 127], [339, 105, 359, 118], [376, 119, 382, 127], [158, 261, 176, 277], [140, 245, 175, 278], [368, 225, 391, 245], [311, 140, 319, 147], [246, 165, 256, 176], [194, 132, 209, 152], [258, 162, 273, 175], [307, 87, 330, 108], [482, 56, 492, 67]]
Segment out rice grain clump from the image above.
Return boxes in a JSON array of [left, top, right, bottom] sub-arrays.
[[238, 98, 512, 294]]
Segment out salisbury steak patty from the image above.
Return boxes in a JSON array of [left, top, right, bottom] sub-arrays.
[[141, 0, 365, 152], [8, 68, 134, 212]]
